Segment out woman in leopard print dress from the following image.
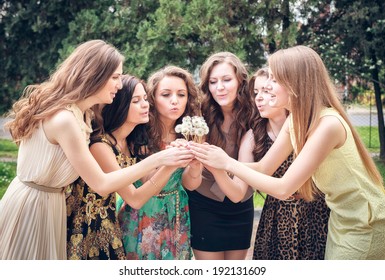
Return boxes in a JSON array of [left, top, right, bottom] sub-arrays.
[[250, 68, 330, 259]]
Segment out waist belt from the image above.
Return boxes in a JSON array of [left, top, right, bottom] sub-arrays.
[[21, 180, 64, 193]]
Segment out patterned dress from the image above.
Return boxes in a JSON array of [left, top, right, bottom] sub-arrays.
[[66, 135, 134, 260], [117, 168, 192, 260], [253, 137, 330, 260]]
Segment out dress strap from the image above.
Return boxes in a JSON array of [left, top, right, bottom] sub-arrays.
[[65, 104, 93, 143]]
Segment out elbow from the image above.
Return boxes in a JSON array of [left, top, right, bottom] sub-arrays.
[[129, 201, 143, 210], [88, 182, 111, 197], [273, 185, 295, 200], [226, 191, 245, 203]]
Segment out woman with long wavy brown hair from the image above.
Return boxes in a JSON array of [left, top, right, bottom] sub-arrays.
[[0, 40, 193, 260], [117, 65, 202, 259], [186, 52, 255, 260]]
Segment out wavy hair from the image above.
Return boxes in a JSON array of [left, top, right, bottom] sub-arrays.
[[199, 52, 254, 149], [92, 75, 149, 160], [6, 39, 124, 144], [249, 67, 270, 161], [146, 65, 201, 152], [268, 45, 383, 200]]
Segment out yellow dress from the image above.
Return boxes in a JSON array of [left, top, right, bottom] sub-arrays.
[[289, 107, 385, 259], [0, 104, 92, 259]]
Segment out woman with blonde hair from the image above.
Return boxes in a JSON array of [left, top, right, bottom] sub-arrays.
[[190, 45, 385, 259], [249, 67, 329, 260], [0, 40, 193, 260]]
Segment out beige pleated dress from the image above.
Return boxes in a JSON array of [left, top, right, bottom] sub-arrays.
[[0, 104, 92, 260]]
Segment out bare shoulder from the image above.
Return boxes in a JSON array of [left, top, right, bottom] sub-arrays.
[[43, 109, 79, 144], [314, 114, 346, 148]]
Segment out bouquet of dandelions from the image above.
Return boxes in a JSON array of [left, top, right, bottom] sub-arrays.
[[175, 116, 209, 143]]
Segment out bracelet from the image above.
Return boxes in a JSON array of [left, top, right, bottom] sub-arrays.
[[149, 178, 160, 189]]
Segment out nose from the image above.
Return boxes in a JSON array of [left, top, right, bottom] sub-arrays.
[[216, 80, 224, 90], [255, 90, 264, 101], [171, 93, 178, 104], [117, 76, 123, 90], [142, 99, 149, 108]]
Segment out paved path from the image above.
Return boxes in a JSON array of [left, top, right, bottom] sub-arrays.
[[246, 208, 261, 260], [0, 117, 11, 140]]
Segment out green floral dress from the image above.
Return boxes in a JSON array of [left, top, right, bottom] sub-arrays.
[[117, 168, 192, 260], [66, 135, 135, 260]]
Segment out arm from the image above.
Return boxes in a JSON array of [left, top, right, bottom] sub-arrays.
[[208, 129, 255, 202], [44, 110, 193, 196], [90, 142, 178, 209], [182, 159, 203, 190], [244, 119, 292, 175], [191, 116, 346, 200]]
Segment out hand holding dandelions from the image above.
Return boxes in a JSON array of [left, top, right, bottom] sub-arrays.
[[188, 142, 231, 171]]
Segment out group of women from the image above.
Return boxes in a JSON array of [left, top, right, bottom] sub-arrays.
[[0, 40, 384, 260]]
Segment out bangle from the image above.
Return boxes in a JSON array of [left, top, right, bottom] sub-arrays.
[[149, 178, 160, 189]]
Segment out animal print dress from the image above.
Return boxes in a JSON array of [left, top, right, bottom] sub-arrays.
[[253, 138, 330, 260]]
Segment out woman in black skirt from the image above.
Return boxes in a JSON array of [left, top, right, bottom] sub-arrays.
[[186, 52, 255, 260]]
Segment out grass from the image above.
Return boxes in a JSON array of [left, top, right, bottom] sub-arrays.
[[0, 138, 18, 159], [355, 126, 380, 153], [0, 162, 16, 198]]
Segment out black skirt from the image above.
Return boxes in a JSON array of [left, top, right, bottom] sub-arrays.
[[187, 190, 254, 251]]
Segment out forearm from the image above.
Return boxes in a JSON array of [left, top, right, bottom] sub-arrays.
[[227, 158, 294, 200], [182, 165, 202, 190], [211, 169, 248, 203], [117, 166, 177, 209]]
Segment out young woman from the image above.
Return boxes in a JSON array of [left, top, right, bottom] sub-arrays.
[[66, 75, 185, 259], [0, 40, 193, 260], [186, 52, 255, 260], [190, 45, 385, 260], [249, 68, 330, 260], [117, 65, 202, 260]]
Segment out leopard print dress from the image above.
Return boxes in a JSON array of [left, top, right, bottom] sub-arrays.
[[253, 137, 330, 260]]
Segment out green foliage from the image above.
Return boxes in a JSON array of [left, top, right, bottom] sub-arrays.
[[0, 139, 18, 158], [0, 162, 16, 199]]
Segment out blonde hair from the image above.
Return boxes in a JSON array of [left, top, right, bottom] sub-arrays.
[[268, 45, 383, 200], [6, 39, 124, 144]]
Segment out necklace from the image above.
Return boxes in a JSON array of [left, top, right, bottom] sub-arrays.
[[269, 123, 278, 141]]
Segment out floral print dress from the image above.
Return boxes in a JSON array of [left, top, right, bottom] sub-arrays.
[[117, 168, 192, 260], [66, 135, 135, 260]]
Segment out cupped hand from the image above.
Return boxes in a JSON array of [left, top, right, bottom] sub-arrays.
[[188, 142, 230, 170], [158, 146, 194, 167], [168, 138, 189, 148]]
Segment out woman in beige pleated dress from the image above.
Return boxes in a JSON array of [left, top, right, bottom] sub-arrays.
[[0, 40, 194, 260]]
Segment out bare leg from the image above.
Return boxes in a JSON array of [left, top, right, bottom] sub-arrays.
[[193, 249, 225, 260], [224, 249, 248, 260]]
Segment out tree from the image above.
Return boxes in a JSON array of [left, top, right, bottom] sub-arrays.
[[0, 0, 114, 113]]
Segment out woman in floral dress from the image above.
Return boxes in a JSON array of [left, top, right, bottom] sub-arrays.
[[117, 66, 202, 259], [66, 75, 193, 259]]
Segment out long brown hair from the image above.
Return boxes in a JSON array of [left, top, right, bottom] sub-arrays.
[[6, 39, 124, 144], [249, 67, 269, 160], [146, 65, 200, 152], [199, 52, 254, 149], [268, 45, 383, 200]]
